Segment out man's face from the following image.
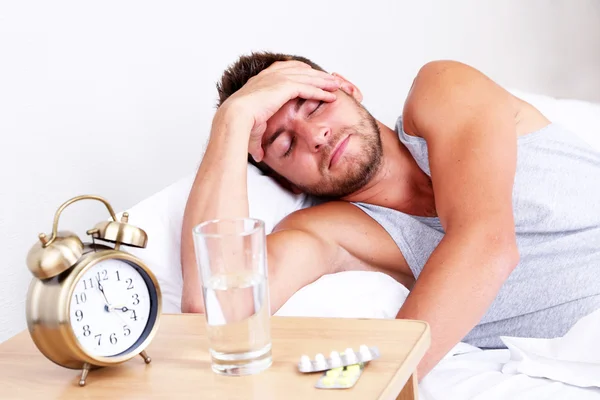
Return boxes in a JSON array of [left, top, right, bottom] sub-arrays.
[[260, 90, 383, 198]]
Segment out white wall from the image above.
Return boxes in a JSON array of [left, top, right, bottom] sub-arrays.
[[1, 0, 599, 343]]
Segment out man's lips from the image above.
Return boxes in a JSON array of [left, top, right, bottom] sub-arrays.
[[329, 135, 350, 169]]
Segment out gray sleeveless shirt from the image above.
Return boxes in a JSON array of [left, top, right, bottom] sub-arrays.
[[354, 119, 600, 348]]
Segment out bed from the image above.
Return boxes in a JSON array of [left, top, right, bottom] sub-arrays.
[[120, 88, 600, 399]]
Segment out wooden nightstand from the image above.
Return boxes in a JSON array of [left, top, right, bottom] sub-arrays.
[[0, 314, 430, 399]]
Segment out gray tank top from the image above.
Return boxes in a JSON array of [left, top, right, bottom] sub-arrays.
[[354, 118, 600, 348]]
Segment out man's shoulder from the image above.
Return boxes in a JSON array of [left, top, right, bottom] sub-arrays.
[[274, 201, 369, 233], [272, 200, 392, 246], [274, 201, 414, 283], [403, 60, 517, 137]]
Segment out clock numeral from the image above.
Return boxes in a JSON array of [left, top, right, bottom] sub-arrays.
[[83, 325, 91, 336], [96, 269, 108, 282], [130, 309, 138, 321], [110, 333, 118, 345], [115, 271, 121, 281], [83, 278, 94, 290], [123, 325, 131, 336], [75, 293, 87, 305], [132, 294, 140, 305], [94, 334, 102, 346], [75, 310, 83, 322], [126, 278, 134, 290]]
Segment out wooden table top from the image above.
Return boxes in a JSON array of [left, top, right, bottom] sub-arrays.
[[0, 314, 430, 399]]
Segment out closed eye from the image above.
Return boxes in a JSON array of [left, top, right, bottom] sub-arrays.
[[283, 136, 295, 158], [309, 101, 324, 117]]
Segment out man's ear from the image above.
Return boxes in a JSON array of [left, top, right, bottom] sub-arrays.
[[331, 72, 363, 102]]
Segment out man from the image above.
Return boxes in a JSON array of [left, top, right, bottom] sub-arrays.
[[180, 52, 600, 378]]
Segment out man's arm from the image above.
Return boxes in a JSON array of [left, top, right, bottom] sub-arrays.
[[180, 61, 341, 312], [267, 201, 413, 312], [399, 60, 521, 378], [180, 111, 254, 313]]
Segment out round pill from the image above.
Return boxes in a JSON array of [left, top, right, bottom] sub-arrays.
[[338, 376, 351, 387], [300, 355, 311, 368], [359, 345, 371, 357], [345, 348, 357, 363], [347, 364, 361, 373], [322, 376, 335, 387], [315, 353, 326, 367], [330, 351, 341, 367]]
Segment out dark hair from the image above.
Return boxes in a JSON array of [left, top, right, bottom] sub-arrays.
[[215, 52, 326, 174]]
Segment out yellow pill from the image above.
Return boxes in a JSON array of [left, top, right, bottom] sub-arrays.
[[343, 370, 355, 377], [321, 377, 335, 386], [326, 367, 343, 377], [346, 364, 361, 373], [337, 377, 351, 387]]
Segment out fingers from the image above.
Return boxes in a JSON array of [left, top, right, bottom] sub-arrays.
[[257, 62, 340, 94], [291, 82, 338, 103], [263, 63, 337, 83], [249, 146, 264, 163], [248, 122, 267, 162], [284, 73, 341, 93]]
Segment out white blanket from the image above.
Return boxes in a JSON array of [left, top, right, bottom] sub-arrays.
[[418, 311, 600, 400], [501, 308, 600, 388]]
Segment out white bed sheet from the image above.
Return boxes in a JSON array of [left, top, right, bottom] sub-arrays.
[[420, 343, 600, 400], [120, 90, 600, 399]]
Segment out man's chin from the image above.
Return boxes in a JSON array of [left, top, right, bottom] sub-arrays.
[[299, 180, 368, 199]]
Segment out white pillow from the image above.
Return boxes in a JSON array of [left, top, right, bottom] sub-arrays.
[[275, 271, 409, 318], [122, 90, 600, 316], [508, 88, 600, 151], [120, 164, 312, 313]]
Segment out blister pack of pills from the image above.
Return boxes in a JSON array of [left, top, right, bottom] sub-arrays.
[[315, 364, 364, 389], [297, 345, 380, 373]]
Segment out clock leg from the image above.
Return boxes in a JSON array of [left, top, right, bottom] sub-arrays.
[[140, 350, 152, 364], [79, 363, 91, 387]]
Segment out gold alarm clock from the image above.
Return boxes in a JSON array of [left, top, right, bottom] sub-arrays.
[[25, 195, 162, 386]]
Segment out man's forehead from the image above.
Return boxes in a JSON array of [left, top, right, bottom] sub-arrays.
[[263, 98, 301, 142]]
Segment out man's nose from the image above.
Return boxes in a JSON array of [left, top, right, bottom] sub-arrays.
[[306, 126, 330, 152]]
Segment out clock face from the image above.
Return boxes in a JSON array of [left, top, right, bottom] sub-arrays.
[[69, 258, 155, 357]]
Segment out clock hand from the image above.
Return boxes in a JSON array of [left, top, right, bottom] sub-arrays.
[[96, 277, 112, 306], [109, 305, 131, 312]]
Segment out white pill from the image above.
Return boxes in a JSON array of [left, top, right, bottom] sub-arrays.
[[345, 348, 357, 363], [300, 355, 311, 368], [329, 351, 341, 366], [315, 353, 326, 366], [359, 345, 371, 357]]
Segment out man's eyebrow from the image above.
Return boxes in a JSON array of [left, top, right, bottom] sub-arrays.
[[295, 98, 306, 112], [263, 99, 304, 153], [264, 127, 285, 152]]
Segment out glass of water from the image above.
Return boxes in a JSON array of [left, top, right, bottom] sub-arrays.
[[193, 218, 272, 376]]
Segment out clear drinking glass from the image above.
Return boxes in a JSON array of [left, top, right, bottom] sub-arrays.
[[193, 218, 272, 376]]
